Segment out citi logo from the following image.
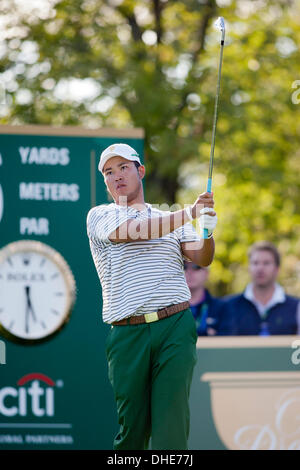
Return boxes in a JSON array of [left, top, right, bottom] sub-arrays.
[[0, 373, 63, 417]]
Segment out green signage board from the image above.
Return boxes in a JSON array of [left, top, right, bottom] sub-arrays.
[[0, 125, 144, 449]]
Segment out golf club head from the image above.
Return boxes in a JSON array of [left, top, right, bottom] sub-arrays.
[[214, 17, 225, 41]]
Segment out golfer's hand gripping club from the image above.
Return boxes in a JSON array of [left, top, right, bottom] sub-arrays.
[[191, 192, 217, 239]]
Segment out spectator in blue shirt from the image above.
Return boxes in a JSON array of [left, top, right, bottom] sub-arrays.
[[184, 261, 224, 336], [218, 241, 300, 335]]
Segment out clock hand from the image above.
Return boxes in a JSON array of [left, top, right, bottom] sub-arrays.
[[25, 285, 37, 323], [25, 286, 30, 333]]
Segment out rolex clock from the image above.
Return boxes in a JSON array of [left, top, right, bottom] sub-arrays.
[[0, 240, 76, 344]]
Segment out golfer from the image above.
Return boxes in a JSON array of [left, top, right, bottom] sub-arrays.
[[86, 143, 217, 450]]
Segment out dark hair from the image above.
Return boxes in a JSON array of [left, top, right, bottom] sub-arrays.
[[248, 241, 280, 267], [134, 161, 141, 169]]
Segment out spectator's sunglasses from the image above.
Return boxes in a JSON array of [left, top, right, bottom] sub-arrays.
[[183, 263, 203, 271]]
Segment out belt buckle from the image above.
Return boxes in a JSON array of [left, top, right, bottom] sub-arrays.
[[145, 311, 159, 323]]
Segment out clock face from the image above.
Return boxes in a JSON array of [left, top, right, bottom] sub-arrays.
[[0, 240, 76, 343]]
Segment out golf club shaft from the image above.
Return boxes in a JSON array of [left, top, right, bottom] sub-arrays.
[[203, 24, 225, 239]]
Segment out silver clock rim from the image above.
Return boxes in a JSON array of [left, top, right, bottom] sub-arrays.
[[0, 239, 76, 344]]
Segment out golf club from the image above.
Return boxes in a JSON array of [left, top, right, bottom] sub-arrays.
[[203, 16, 225, 239]]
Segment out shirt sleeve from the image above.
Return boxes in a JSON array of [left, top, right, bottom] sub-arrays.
[[87, 205, 136, 244], [175, 222, 201, 243]]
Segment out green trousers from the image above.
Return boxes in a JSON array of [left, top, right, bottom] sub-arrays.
[[105, 308, 197, 450]]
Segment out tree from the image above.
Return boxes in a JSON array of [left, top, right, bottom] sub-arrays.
[[0, 0, 218, 203]]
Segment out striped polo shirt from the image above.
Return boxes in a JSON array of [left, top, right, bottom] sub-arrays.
[[86, 202, 201, 324]]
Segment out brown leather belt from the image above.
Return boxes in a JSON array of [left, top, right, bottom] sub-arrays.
[[111, 301, 190, 326]]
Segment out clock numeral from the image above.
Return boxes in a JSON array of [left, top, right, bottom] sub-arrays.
[[51, 309, 59, 315], [0, 308, 3, 314], [6, 257, 13, 267], [23, 256, 30, 266], [40, 321, 47, 329], [40, 258, 46, 268], [9, 320, 14, 330], [51, 273, 59, 280], [55, 292, 64, 296]]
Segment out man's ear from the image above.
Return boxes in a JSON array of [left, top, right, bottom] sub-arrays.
[[138, 165, 145, 180]]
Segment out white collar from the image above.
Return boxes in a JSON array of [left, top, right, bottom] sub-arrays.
[[244, 283, 286, 316]]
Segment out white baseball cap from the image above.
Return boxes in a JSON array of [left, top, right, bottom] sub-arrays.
[[98, 143, 141, 173]]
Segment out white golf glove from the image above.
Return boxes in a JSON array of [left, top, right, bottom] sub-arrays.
[[199, 207, 217, 238]]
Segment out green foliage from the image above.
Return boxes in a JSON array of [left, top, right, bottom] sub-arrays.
[[1, 0, 300, 295]]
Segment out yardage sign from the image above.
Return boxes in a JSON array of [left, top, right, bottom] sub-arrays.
[[0, 124, 144, 449]]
